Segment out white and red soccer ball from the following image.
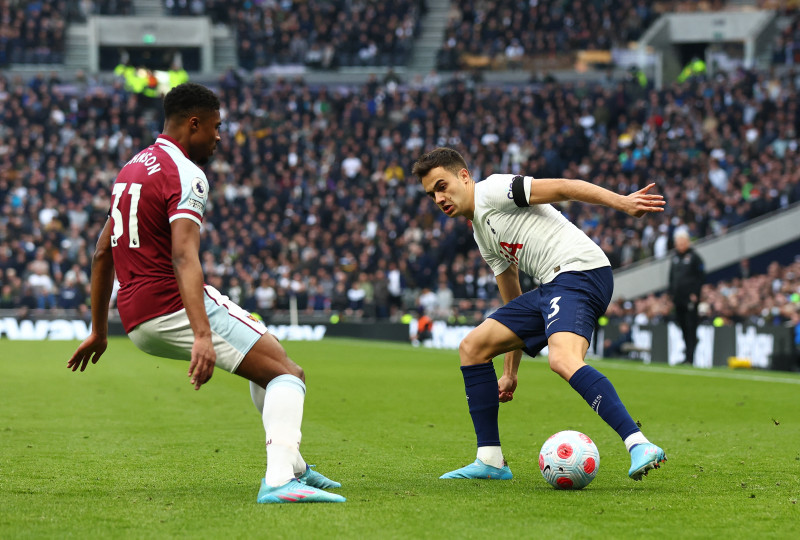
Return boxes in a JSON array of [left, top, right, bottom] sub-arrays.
[[539, 430, 600, 489]]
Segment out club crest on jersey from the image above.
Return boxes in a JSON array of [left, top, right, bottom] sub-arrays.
[[192, 178, 208, 199]]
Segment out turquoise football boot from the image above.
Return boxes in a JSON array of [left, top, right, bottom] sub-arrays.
[[257, 479, 346, 503], [628, 443, 667, 480], [439, 458, 513, 480], [297, 464, 342, 489]]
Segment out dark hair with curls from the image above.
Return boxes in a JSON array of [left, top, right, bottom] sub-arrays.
[[412, 147, 470, 180], [163, 82, 220, 121]]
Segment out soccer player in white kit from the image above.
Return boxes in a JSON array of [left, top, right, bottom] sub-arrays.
[[412, 147, 667, 481], [68, 83, 344, 503]]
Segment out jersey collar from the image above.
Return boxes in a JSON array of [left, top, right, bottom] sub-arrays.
[[155, 135, 190, 159]]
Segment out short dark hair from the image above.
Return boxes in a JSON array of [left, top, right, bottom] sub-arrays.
[[163, 82, 220, 121], [412, 147, 469, 180]]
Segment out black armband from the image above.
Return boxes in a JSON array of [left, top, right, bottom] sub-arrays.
[[511, 175, 529, 207]]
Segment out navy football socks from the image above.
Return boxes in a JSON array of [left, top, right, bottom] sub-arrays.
[[568, 365, 640, 440], [461, 363, 501, 447]]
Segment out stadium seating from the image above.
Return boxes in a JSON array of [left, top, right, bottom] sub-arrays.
[[163, 0, 423, 68], [1, 64, 800, 326], [4, 1, 798, 72], [436, 0, 668, 71], [605, 259, 800, 334], [0, 1, 67, 65]]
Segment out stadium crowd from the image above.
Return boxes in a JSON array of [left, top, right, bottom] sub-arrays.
[[0, 0, 67, 66], [162, 0, 424, 69], [69, 0, 135, 19], [2, 64, 800, 333], [435, 0, 724, 71], [605, 259, 800, 330]]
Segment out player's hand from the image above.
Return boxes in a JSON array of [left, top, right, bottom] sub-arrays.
[[622, 183, 665, 217], [67, 333, 108, 372], [498, 374, 517, 403], [188, 335, 216, 390]]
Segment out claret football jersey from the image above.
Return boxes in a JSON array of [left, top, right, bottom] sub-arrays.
[[109, 135, 210, 332]]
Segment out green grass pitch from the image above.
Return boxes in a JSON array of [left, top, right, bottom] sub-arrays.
[[1, 337, 799, 539]]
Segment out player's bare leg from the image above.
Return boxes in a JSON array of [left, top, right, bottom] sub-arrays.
[[548, 331, 666, 480], [236, 333, 344, 502], [545, 331, 590, 381]]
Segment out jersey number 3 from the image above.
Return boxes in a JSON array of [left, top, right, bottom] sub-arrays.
[[110, 182, 143, 248], [547, 296, 562, 319]]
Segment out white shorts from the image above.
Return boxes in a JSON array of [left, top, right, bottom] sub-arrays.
[[128, 285, 267, 373]]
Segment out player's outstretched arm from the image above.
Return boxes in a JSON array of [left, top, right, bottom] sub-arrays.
[[68, 220, 115, 372], [528, 178, 665, 217], [171, 218, 216, 390]]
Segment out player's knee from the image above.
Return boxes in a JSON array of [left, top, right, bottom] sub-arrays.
[[458, 336, 473, 364], [548, 353, 583, 380], [290, 362, 305, 382], [547, 352, 569, 376], [274, 348, 304, 381], [459, 333, 487, 365]]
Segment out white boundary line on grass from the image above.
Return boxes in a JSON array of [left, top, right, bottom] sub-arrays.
[[321, 338, 800, 385]]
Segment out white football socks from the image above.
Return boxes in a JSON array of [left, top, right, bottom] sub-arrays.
[[262, 374, 306, 487], [250, 380, 308, 477], [477, 446, 505, 469], [624, 431, 650, 452], [249, 380, 266, 414]]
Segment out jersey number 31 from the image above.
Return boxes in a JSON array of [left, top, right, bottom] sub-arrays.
[[110, 182, 142, 248]]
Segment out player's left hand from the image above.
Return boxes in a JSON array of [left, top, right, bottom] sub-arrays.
[[498, 374, 517, 403], [67, 333, 108, 372], [622, 183, 665, 217], [188, 335, 216, 390]]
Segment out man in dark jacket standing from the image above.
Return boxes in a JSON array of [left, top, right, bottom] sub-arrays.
[[669, 230, 705, 365]]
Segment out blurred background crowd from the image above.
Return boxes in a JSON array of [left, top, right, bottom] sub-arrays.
[[0, 0, 799, 346]]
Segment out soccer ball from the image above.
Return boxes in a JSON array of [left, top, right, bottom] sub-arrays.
[[539, 430, 600, 489]]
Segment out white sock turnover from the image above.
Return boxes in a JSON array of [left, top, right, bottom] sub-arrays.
[[476, 446, 505, 469], [624, 431, 650, 452]]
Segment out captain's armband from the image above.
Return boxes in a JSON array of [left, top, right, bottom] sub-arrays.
[[511, 175, 529, 207]]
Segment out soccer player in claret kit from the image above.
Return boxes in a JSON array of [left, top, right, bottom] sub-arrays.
[[68, 83, 344, 504], [412, 147, 668, 481]]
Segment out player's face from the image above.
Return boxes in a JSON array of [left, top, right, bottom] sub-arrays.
[[421, 166, 474, 219], [189, 110, 221, 166]]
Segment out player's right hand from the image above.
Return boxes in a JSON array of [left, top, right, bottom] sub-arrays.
[[67, 333, 108, 372], [188, 335, 216, 390], [498, 374, 517, 403]]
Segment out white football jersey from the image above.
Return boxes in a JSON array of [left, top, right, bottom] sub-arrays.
[[472, 174, 610, 283]]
